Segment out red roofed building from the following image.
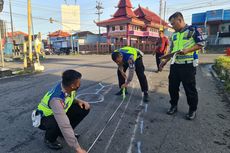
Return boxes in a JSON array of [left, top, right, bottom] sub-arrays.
[[48, 30, 72, 52], [7, 31, 28, 37], [96, 0, 169, 47], [7, 31, 28, 45], [48, 30, 70, 38]]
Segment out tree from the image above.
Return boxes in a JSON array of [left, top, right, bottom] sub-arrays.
[[0, 0, 3, 12]]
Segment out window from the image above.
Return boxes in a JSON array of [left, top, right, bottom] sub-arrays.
[[112, 26, 115, 31], [120, 26, 124, 30]]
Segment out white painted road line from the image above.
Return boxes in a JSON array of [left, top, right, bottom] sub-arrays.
[[87, 83, 134, 153], [127, 98, 143, 153], [140, 120, 144, 134], [104, 83, 135, 153], [137, 141, 142, 153], [144, 103, 148, 113]]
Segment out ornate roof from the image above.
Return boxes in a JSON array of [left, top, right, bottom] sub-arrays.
[[134, 6, 168, 26], [113, 0, 136, 18]]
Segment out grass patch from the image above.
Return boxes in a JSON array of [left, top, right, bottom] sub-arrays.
[[214, 56, 230, 92]]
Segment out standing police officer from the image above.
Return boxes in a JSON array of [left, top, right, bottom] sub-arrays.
[[159, 12, 204, 120], [111, 46, 149, 102]]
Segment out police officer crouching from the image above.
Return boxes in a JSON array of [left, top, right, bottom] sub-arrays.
[[33, 70, 90, 153], [159, 12, 205, 120], [111, 46, 149, 102]]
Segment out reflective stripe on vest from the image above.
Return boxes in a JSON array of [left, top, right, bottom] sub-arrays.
[[171, 29, 199, 63], [37, 85, 76, 117], [114, 46, 138, 61]]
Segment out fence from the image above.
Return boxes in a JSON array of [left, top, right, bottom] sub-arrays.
[[79, 43, 156, 54]]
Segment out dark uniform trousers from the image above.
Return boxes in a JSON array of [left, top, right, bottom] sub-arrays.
[[39, 102, 90, 142], [169, 63, 198, 111], [155, 52, 164, 71], [118, 57, 148, 92]]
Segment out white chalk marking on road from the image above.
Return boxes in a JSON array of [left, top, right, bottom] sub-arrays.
[[103, 83, 135, 153], [127, 98, 143, 153], [87, 83, 134, 153], [144, 104, 148, 113], [140, 120, 144, 134], [127, 71, 152, 153], [76, 83, 112, 104], [137, 141, 142, 153], [76, 93, 104, 103]]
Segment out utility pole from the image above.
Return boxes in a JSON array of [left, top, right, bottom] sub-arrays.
[[27, 0, 33, 67], [0, 29, 4, 67], [9, 0, 14, 46], [164, 0, 166, 21], [159, 0, 166, 26], [0, 0, 4, 67], [95, 1, 103, 53]]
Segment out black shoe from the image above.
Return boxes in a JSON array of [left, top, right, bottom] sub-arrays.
[[186, 110, 196, 120], [44, 139, 63, 150], [115, 88, 128, 95], [167, 105, 177, 115], [143, 93, 149, 102]]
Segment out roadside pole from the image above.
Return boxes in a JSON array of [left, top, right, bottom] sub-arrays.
[[27, 0, 33, 67], [71, 34, 74, 54], [0, 30, 4, 67], [23, 42, 27, 69]]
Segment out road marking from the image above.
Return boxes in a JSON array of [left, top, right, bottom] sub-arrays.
[[140, 119, 144, 134], [104, 83, 135, 153], [127, 71, 151, 153], [87, 83, 134, 153], [144, 104, 148, 113], [140, 120, 144, 134], [137, 141, 142, 153], [127, 98, 143, 153], [76, 83, 113, 104]]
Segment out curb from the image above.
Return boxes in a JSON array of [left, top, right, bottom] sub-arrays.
[[209, 64, 230, 103], [209, 64, 221, 82], [0, 69, 37, 80]]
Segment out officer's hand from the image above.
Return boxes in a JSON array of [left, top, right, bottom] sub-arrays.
[[77, 100, 90, 110], [76, 147, 87, 153], [121, 72, 127, 79], [178, 49, 188, 55], [121, 83, 128, 88]]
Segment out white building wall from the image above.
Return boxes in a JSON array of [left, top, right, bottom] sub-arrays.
[[61, 5, 80, 33]]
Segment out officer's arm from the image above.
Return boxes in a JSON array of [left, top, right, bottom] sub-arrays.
[[181, 45, 202, 55], [181, 27, 205, 54], [75, 99, 90, 110], [126, 56, 135, 85]]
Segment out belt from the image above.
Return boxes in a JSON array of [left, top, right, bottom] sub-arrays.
[[174, 60, 193, 64]]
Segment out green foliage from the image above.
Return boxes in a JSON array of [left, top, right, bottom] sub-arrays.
[[215, 56, 230, 93]]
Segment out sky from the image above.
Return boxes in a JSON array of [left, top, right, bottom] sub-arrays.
[[0, 0, 230, 38]]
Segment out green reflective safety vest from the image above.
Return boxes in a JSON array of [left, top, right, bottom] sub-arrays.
[[171, 28, 199, 63], [37, 84, 76, 117], [114, 46, 139, 61]]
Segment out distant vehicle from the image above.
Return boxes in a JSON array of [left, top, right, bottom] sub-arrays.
[[43, 48, 54, 55], [53, 47, 71, 55], [52, 41, 72, 55]]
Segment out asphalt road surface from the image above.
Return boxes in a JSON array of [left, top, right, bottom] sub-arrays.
[[0, 54, 230, 153]]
